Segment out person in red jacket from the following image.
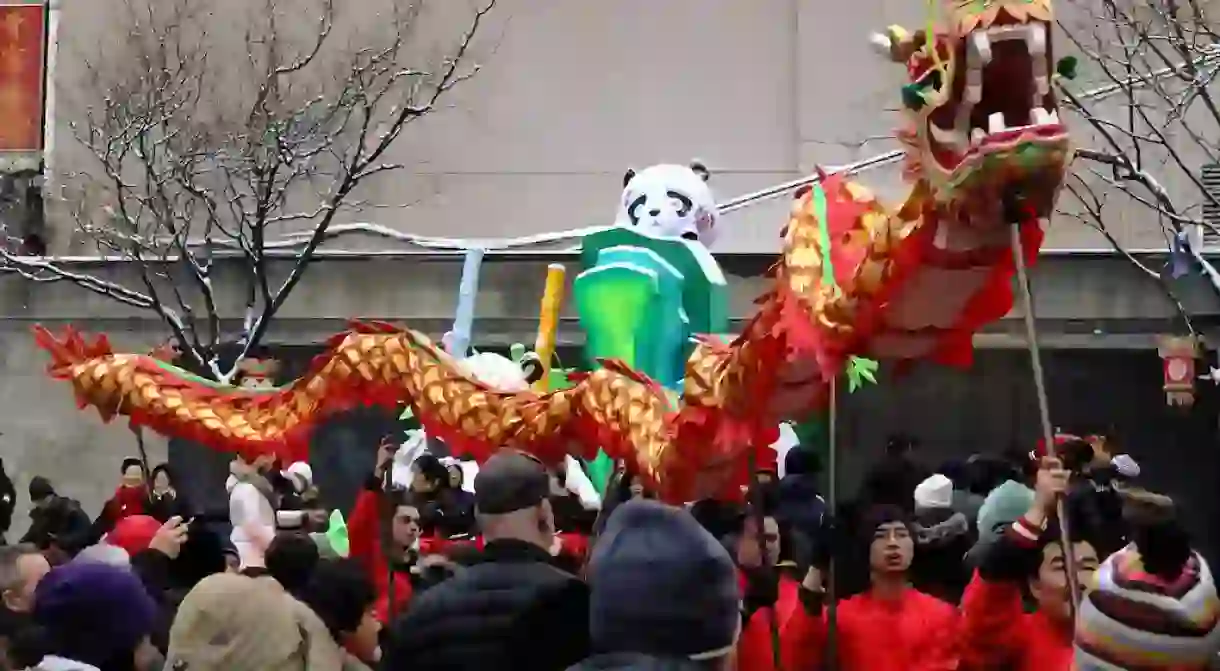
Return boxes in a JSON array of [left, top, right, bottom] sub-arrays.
[[735, 509, 802, 671], [91, 458, 150, 541], [693, 498, 800, 671], [958, 455, 1101, 671], [780, 505, 958, 670], [349, 440, 425, 624]]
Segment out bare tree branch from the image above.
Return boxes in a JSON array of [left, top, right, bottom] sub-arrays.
[[1057, 0, 1220, 311], [0, 0, 496, 381]]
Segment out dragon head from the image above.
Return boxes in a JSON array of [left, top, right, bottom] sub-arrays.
[[875, 0, 1069, 220]]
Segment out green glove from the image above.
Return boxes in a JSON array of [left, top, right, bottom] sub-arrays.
[[325, 509, 349, 558]]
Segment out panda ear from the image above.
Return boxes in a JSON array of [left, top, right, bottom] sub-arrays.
[[622, 168, 637, 188], [689, 160, 710, 182]]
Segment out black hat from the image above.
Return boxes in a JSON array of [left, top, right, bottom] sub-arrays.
[[473, 451, 550, 515], [28, 476, 55, 501]]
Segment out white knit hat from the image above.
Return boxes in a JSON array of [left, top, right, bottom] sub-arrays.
[[913, 474, 954, 510], [282, 462, 313, 494], [1112, 454, 1140, 479]]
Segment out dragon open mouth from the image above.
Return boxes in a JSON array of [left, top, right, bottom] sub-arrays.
[[923, 12, 1069, 211]]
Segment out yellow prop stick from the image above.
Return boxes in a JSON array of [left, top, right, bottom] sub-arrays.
[[533, 263, 566, 391]]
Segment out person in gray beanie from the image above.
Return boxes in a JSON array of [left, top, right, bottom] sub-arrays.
[[569, 499, 740, 671]]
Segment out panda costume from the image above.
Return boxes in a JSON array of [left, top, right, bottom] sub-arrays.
[[616, 160, 719, 245]]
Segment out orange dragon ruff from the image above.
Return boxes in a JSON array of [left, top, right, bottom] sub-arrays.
[[31, 320, 709, 501]]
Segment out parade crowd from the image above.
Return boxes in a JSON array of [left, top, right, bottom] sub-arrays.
[[0, 432, 1214, 671]]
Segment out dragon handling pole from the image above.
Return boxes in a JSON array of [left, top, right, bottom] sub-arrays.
[[1008, 204, 1081, 621]]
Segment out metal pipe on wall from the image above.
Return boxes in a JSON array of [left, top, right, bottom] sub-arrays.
[[41, 0, 60, 202]]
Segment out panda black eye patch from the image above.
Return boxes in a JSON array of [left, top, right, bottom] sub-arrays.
[[627, 194, 648, 225], [667, 191, 693, 217]]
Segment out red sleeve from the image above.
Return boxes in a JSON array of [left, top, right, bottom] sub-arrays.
[[737, 608, 781, 671], [348, 488, 383, 583], [780, 591, 827, 671], [958, 521, 1038, 670], [558, 533, 589, 563]]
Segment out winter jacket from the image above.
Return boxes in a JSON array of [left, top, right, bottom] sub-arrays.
[[382, 539, 590, 671], [958, 520, 1075, 671], [21, 497, 92, 555], [910, 510, 974, 604], [735, 570, 802, 671], [146, 489, 193, 523], [348, 480, 416, 624], [90, 486, 149, 543], [128, 548, 185, 654], [226, 461, 277, 569], [566, 652, 711, 670], [0, 459, 16, 538], [780, 586, 959, 670]]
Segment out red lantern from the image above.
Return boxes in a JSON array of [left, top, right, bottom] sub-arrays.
[[1157, 335, 1199, 407]]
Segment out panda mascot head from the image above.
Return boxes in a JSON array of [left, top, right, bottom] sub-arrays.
[[615, 160, 719, 246]]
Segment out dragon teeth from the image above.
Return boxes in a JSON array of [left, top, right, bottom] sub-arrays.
[[1026, 23, 1047, 55], [971, 128, 987, 145], [988, 112, 1006, 133], [971, 32, 992, 64], [1030, 107, 1061, 125]]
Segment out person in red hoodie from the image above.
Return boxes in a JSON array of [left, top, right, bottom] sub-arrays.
[[958, 455, 1101, 671], [780, 504, 958, 670]]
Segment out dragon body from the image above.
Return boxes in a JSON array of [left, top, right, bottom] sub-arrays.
[[35, 0, 1068, 503]]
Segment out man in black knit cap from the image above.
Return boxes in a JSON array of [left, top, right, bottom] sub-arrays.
[[571, 499, 741, 671]]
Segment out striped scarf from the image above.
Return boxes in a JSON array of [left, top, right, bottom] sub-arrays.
[[1075, 544, 1220, 669]]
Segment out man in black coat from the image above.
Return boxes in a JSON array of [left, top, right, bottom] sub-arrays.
[[383, 450, 590, 671], [20, 477, 92, 561], [0, 458, 16, 544]]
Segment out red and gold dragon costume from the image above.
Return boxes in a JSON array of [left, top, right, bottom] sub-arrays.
[[34, 0, 1068, 504]]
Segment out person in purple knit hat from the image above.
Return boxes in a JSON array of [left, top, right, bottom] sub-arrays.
[[31, 560, 162, 670]]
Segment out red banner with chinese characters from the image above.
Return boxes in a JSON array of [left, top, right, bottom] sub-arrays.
[[0, 4, 43, 152]]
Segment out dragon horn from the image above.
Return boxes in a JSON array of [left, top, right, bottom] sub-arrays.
[[32, 325, 110, 375]]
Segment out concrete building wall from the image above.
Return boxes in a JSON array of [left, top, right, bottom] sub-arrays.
[[41, 0, 1174, 255]]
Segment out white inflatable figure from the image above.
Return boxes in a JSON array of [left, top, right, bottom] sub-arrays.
[[392, 351, 601, 510], [560, 455, 601, 511], [391, 428, 430, 489], [771, 422, 801, 479], [616, 161, 720, 246], [457, 352, 532, 392]]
